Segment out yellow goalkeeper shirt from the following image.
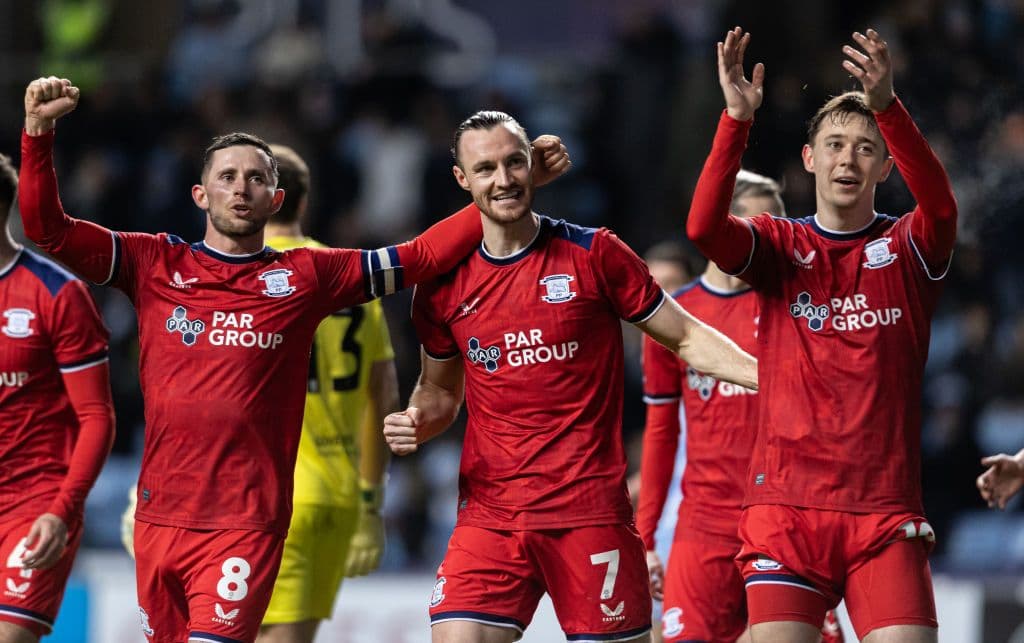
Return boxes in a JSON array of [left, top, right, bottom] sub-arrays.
[[267, 235, 395, 507]]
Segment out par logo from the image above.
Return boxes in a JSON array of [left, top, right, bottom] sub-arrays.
[[215, 603, 240, 621], [5, 578, 29, 595], [686, 366, 716, 401], [600, 601, 625, 618], [466, 337, 501, 373], [789, 291, 830, 331], [165, 306, 206, 346]]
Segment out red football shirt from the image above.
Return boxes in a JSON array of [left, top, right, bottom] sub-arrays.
[[413, 216, 665, 530], [686, 101, 957, 514], [639, 278, 759, 542], [19, 128, 485, 536], [0, 249, 108, 519], [112, 233, 404, 534]]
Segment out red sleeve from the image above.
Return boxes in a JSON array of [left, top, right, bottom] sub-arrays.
[[393, 203, 482, 291], [44, 281, 114, 522], [591, 229, 665, 323], [411, 280, 459, 360], [19, 130, 119, 285], [685, 112, 757, 274], [875, 98, 958, 276], [637, 404, 681, 550], [47, 362, 115, 522]]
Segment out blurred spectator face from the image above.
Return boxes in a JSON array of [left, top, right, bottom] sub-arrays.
[[452, 124, 535, 225], [734, 193, 784, 219], [648, 260, 689, 292], [192, 145, 284, 238], [801, 115, 894, 215]]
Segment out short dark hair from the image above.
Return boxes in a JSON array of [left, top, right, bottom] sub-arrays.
[[268, 144, 309, 224], [201, 132, 279, 184], [451, 110, 530, 166], [732, 169, 785, 217], [806, 91, 888, 155], [0, 154, 17, 222]]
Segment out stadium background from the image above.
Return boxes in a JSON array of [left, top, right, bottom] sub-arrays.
[[1, 0, 1022, 640]]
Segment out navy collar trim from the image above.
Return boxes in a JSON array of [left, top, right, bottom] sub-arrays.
[[808, 212, 890, 241], [477, 220, 544, 266], [698, 275, 752, 298], [192, 242, 273, 264]]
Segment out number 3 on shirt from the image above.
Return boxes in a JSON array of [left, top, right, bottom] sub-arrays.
[[307, 307, 365, 393], [216, 557, 251, 601], [589, 549, 620, 600]]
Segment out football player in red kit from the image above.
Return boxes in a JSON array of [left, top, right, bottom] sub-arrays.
[[19, 77, 568, 643], [640, 171, 844, 643], [0, 151, 115, 642], [686, 28, 956, 643], [383, 111, 758, 643]]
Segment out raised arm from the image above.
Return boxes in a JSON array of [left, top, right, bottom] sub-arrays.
[[20, 77, 117, 284], [636, 296, 757, 391], [382, 350, 465, 456], [842, 29, 957, 272], [686, 28, 763, 273]]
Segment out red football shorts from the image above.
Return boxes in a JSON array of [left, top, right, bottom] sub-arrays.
[[661, 530, 746, 643], [429, 524, 652, 641], [0, 515, 83, 637], [737, 505, 937, 639], [134, 521, 286, 643]]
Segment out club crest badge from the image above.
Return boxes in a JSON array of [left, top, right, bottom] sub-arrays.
[[2, 308, 35, 338], [259, 268, 296, 297], [863, 238, 897, 269], [539, 274, 576, 303]]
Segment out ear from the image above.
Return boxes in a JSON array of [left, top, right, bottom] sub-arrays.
[[801, 144, 815, 173], [452, 165, 470, 192], [270, 188, 285, 214], [877, 156, 895, 184], [191, 184, 207, 209]]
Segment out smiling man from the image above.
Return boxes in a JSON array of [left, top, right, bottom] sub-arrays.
[[18, 77, 569, 643], [686, 28, 957, 643], [383, 110, 758, 643]]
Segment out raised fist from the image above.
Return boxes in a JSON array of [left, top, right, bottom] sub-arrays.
[[25, 76, 80, 134]]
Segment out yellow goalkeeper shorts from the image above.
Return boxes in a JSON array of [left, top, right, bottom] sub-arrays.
[[263, 503, 360, 624]]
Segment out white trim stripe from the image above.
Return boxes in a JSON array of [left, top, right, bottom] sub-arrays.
[[907, 230, 952, 281], [0, 607, 52, 628], [429, 616, 524, 633], [746, 578, 825, 595], [724, 221, 757, 277], [59, 355, 109, 374], [635, 292, 666, 324], [102, 231, 118, 285], [642, 395, 679, 405]]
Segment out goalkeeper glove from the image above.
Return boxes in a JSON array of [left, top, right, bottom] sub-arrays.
[[344, 479, 385, 577]]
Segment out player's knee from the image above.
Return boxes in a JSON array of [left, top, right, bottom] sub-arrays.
[[748, 620, 820, 643]]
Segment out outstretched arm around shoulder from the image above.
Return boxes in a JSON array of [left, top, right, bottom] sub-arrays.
[[383, 350, 465, 456], [637, 296, 757, 391]]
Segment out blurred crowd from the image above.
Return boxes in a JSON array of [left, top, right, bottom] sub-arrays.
[[1, 0, 1022, 574]]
